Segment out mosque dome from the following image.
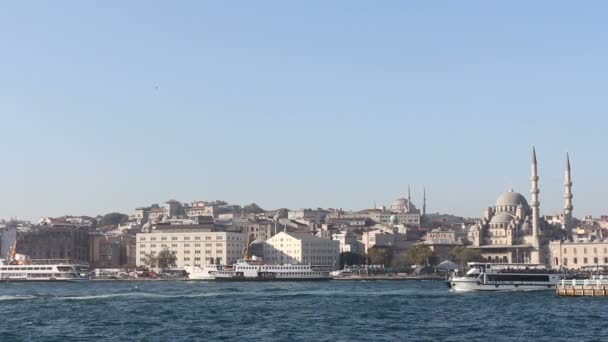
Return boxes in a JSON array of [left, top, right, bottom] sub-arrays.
[[495, 189, 528, 207], [390, 198, 417, 213], [490, 212, 515, 224]]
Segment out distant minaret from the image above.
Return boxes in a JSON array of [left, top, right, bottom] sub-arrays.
[[407, 185, 412, 212], [530, 147, 540, 239], [422, 187, 427, 216], [564, 153, 574, 241]]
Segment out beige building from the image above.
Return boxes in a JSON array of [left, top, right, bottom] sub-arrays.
[[136, 228, 247, 269], [262, 232, 339, 267], [548, 240, 608, 270]]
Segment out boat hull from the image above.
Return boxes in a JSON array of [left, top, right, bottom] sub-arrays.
[[448, 279, 556, 291]]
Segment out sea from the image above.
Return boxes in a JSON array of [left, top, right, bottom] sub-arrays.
[[0, 280, 606, 342]]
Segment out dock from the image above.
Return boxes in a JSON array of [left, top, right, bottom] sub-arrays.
[[556, 276, 608, 297]]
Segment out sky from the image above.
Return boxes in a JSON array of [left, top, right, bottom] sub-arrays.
[[1, 1, 608, 220]]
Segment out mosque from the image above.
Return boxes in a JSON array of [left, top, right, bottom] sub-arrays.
[[467, 148, 572, 264]]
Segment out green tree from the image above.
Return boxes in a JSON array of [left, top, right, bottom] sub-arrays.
[[449, 246, 483, 267], [405, 244, 436, 266], [390, 251, 412, 272], [99, 212, 129, 226], [339, 252, 367, 269], [366, 246, 393, 267], [141, 253, 158, 269], [243, 203, 265, 215], [156, 249, 177, 271]]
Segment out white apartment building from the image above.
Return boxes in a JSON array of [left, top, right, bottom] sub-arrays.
[[332, 230, 364, 254], [262, 232, 339, 268], [136, 229, 247, 269]]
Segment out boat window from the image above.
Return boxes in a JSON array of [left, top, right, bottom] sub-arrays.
[[466, 273, 480, 278]]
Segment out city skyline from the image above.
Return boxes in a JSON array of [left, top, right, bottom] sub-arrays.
[[2, 2, 608, 219]]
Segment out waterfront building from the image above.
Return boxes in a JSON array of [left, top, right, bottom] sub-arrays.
[[548, 240, 608, 270], [16, 225, 90, 262], [136, 227, 247, 269], [262, 231, 339, 267], [467, 148, 570, 264]]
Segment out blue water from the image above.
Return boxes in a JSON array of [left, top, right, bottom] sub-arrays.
[[0, 281, 606, 341]]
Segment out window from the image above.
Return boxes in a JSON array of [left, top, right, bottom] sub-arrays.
[[594, 248, 597, 254], [195, 243, 200, 247], [563, 248, 567, 254], [172, 237, 178, 241], [184, 251, 190, 254], [184, 244, 190, 247], [140, 237, 146, 241], [584, 257, 588, 264], [195, 236, 201, 240], [594, 257, 598, 264], [574, 258, 578, 264], [161, 237, 167, 241], [563, 258, 568, 266], [151, 237, 156, 241], [172, 244, 178, 247], [184, 237, 190, 240]]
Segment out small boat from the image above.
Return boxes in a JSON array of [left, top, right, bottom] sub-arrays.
[[448, 262, 561, 291]]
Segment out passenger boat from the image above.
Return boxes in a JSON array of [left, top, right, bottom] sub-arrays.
[[0, 244, 89, 282], [448, 262, 561, 291], [185, 259, 331, 281], [0, 258, 89, 282]]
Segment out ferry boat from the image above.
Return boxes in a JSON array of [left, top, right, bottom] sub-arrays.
[[0, 258, 89, 282], [0, 243, 89, 282], [185, 259, 331, 281], [448, 262, 561, 291]]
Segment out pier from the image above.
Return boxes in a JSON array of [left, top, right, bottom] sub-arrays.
[[556, 276, 608, 297]]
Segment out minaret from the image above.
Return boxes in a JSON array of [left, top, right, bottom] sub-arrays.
[[422, 187, 427, 216], [530, 147, 540, 239], [407, 185, 412, 212], [564, 153, 574, 241]]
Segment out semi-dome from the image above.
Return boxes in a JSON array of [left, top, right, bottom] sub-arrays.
[[495, 189, 528, 207], [490, 212, 515, 224]]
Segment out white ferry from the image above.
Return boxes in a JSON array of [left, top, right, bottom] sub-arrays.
[[185, 259, 331, 281], [448, 263, 561, 291], [0, 258, 89, 282]]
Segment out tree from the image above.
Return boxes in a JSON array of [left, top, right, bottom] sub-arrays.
[[449, 246, 483, 267], [405, 244, 436, 266], [141, 253, 158, 269], [390, 251, 412, 272], [99, 212, 129, 226], [243, 203, 265, 215], [156, 249, 177, 271], [339, 252, 367, 269], [367, 246, 393, 267]]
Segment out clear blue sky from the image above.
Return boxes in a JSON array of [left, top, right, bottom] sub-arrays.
[[1, 1, 608, 220]]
